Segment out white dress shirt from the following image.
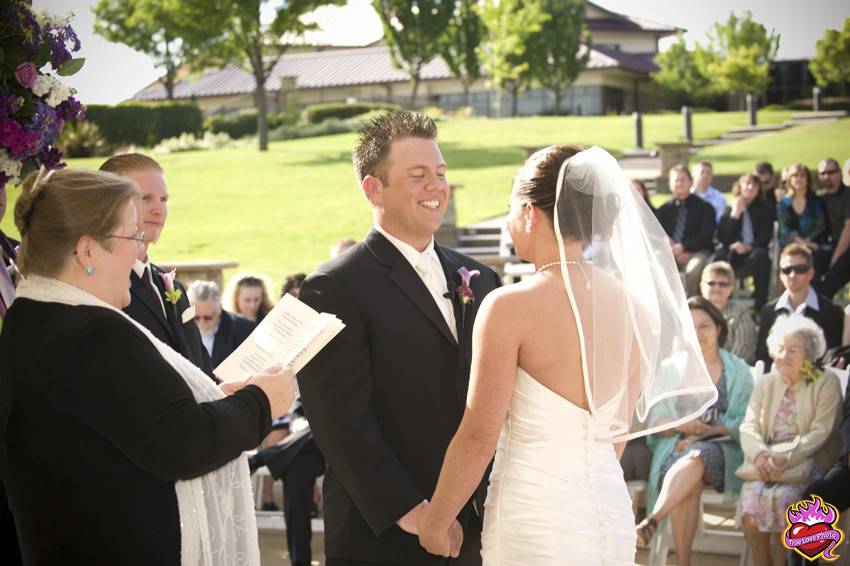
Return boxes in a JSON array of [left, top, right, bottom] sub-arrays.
[[374, 225, 458, 341], [775, 287, 820, 314]]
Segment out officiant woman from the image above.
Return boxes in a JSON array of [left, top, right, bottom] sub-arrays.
[[0, 168, 295, 565]]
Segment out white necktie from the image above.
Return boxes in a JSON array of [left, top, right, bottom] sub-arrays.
[[416, 252, 457, 341]]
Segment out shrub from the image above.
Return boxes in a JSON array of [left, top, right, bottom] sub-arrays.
[[302, 101, 402, 124], [84, 102, 203, 147], [761, 103, 788, 112], [56, 121, 111, 157], [151, 131, 241, 154], [204, 109, 296, 139]]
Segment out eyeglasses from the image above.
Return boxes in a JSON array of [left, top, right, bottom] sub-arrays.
[[819, 169, 840, 176], [704, 280, 731, 288], [780, 264, 810, 275], [194, 315, 215, 322], [107, 231, 145, 245]]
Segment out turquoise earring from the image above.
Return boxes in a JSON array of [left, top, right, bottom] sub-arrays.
[[86, 265, 94, 276]]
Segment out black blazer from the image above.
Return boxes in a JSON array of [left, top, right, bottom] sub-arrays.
[[123, 263, 213, 376], [755, 294, 845, 367], [657, 194, 717, 253], [841, 377, 850, 460], [297, 230, 501, 563], [0, 299, 271, 565], [210, 310, 255, 367], [717, 199, 774, 250]]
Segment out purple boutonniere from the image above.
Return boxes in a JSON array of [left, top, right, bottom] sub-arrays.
[[454, 266, 480, 327]]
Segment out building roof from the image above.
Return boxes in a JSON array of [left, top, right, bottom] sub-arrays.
[[131, 44, 659, 102], [585, 1, 680, 35]]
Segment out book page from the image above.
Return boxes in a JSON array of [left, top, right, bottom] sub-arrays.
[[214, 294, 344, 382]]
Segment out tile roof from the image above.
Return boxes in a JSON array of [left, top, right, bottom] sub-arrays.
[[132, 45, 659, 102]]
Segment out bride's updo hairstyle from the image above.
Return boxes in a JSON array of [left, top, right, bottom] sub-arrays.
[[514, 144, 619, 245], [14, 168, 139, 277]]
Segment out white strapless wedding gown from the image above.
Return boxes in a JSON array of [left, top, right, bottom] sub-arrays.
[[480, 369, 636, 565]]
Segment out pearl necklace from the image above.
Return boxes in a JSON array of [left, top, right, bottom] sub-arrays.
[[537, 260, 592, 289], [536, 260, 589, 273]]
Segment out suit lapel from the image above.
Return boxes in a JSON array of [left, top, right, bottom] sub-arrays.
[[366, 230, 457, 348], [130, 270, 177, 342]]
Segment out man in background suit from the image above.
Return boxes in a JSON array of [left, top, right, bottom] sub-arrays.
[[99, 154, 212, 376], [657, 165, 717, 297], [297, 112, 500, 565], [186, 280, 254, 367], [755, 243, 844, 368]]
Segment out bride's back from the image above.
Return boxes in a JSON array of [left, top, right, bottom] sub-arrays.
[[509, 264, 628, 412]]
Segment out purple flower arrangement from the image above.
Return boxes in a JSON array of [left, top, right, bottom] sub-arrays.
[[0, 0, 85, 186]]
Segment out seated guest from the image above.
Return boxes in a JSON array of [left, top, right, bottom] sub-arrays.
[[700, 261, 758, 363], [224, 272, 275, 323], [637, 297, 753, 559], [777, 163, 829, 280], [818, 158, 850, 298], [755, 244, 844, 368], [755, 161, 779, 216], [739, 316, 843, 566], [187, 280, 256, 368], [713, 174, 773, 311], [632, 179, 656, 214], [691, 160, 727, 222], [0, 168, 296, 564], [788, 348, 850, 566], [657, 165, 717, 297], [281, 272, 307, 299]]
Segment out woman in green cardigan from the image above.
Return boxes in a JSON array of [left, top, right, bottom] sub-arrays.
[[636, 297, 754, 564]]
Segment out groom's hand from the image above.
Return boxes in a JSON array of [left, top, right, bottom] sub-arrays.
[[396, 500, 428, 535]]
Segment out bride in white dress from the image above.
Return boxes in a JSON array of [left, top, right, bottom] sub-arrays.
[[417, 145, 718, 564]]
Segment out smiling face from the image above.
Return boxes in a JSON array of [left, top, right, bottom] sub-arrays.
[[789, 167, 809, 196], [125, 168, 169, 253], [700, 272, 733, 309], [670, 169, 691, 200], [366, 137, 449, 250]]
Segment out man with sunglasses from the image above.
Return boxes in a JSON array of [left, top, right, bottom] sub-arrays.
[[817, 158, 850, 298], [99, 153, 214, 378], [754, 243, 844, 367]]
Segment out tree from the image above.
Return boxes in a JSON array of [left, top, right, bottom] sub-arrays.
[[809, 17, 850, 91], [439, 0, 484, 109], [477, 0, 546, 117], [92, 0, 209, 100], [373, 0, 455, 109], [182, 0, 343, 151], [526, 0, 590, 115], [703, 11, 780, 106], [651, 33, 717, 106]]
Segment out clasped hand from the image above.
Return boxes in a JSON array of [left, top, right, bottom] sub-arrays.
[[407, 501, 463, 558]]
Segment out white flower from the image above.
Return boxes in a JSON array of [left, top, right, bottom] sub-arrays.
[[0, 149, 23, 186], [37, 10, 73, 28], [31, 75, 53, 97], [45, 81, 72, 106]]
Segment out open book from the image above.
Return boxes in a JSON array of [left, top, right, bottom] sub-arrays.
[[214, 293, 345, 382]]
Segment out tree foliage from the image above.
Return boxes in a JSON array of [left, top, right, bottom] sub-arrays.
[[181, 0, 343, 151], [651, 33, 717, 106], [92, 0, 213, 99], [373, 0, 455, 109], [439, 0, 484, 108], [809, 17, 850, 88], [526, 0, 590, 115], [477, 0, 546, 116], [702, 11, 780, 98]]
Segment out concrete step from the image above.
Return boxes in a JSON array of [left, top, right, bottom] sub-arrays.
[[720, 130, 775, 140], [455, 245, 501, 256], [457, 233, 501, 243], [791, 110, 847, 120], [727, 124, 789, 134]]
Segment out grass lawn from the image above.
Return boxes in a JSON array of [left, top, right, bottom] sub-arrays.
[[5, 109, 846, 288]]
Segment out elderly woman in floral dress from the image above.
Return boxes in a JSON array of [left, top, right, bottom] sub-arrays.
[[738, 315, 843, 566]]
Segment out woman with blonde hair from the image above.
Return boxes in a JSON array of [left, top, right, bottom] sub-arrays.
[[224, 272, 275, 323], [0, 168, 296, 565]]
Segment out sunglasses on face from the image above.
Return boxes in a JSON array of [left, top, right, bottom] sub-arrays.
[[194, 315, 215, 322], [705, 281, 731, 288], [780, 264, 810, 275]]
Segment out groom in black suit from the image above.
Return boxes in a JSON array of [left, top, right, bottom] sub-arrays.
[[100, 154, 212, 376], [298, 112, 500, 565]]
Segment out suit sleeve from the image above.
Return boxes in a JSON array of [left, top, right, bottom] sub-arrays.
[[754, 206, 773, 249], [55, 316, 271, 481], [717, 212, 740, 247], [682, 201, 716, 253], [297, 273, 423, 536], [755, 305, 773, 367]]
